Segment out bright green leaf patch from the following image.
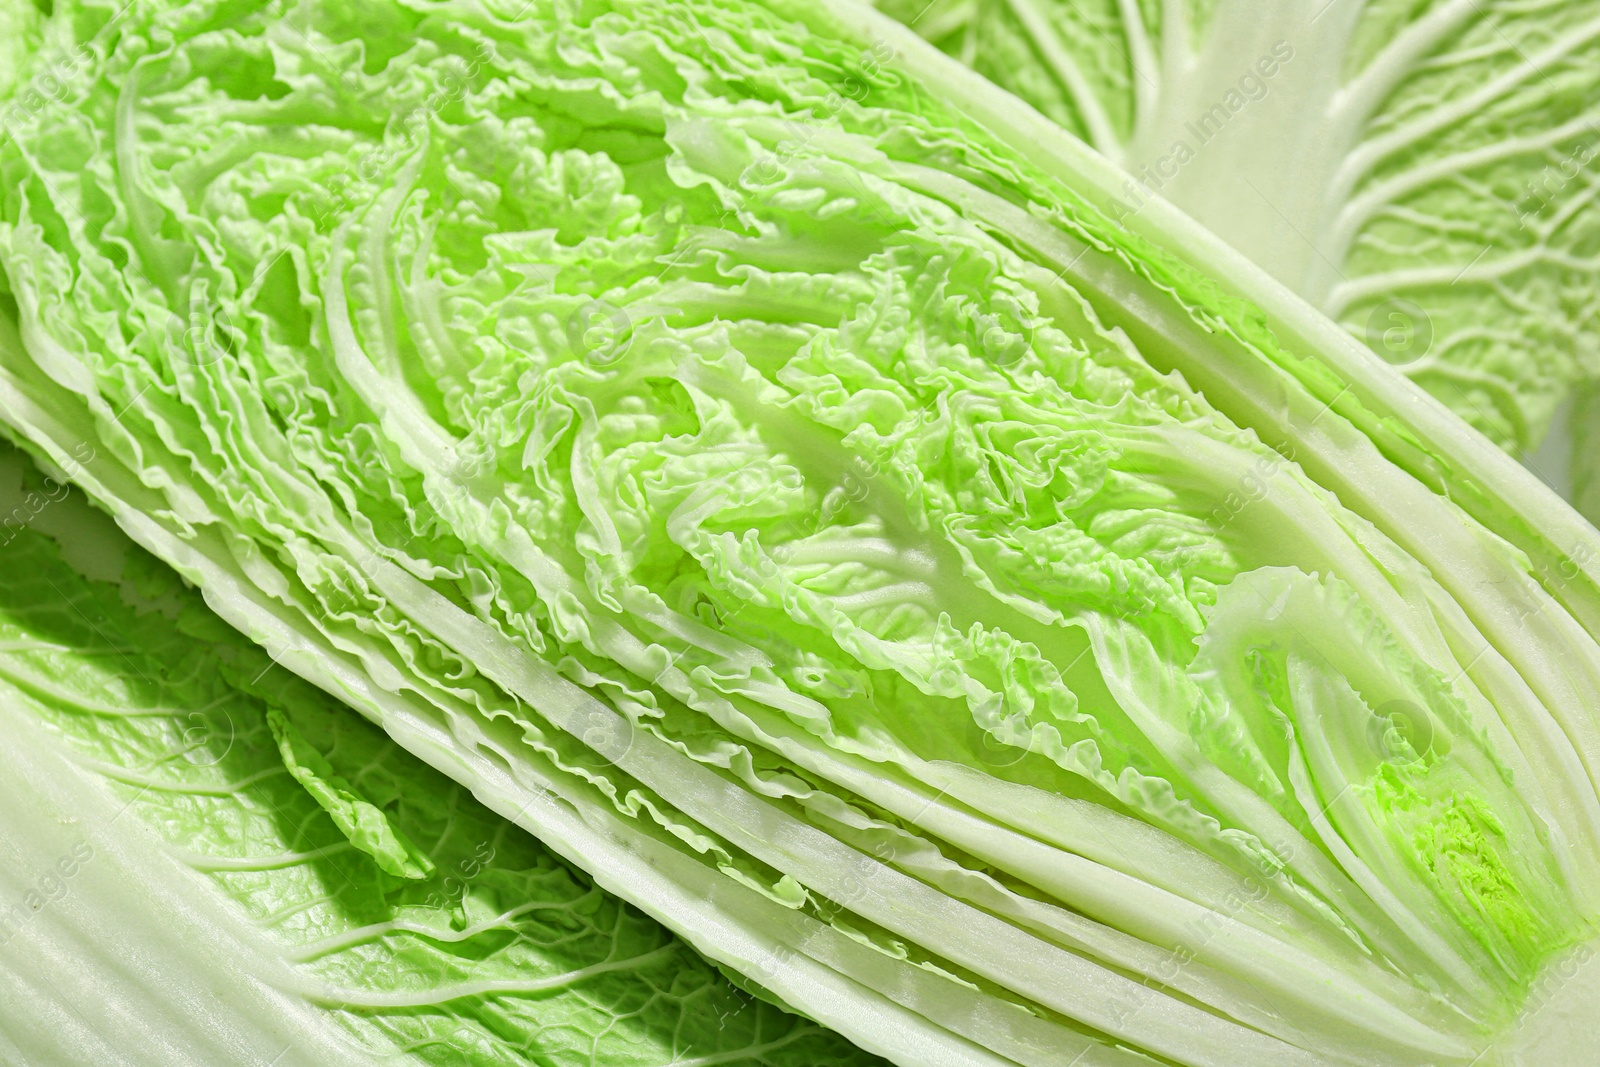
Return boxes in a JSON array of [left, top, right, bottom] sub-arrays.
[[265, 705, 437, 880]]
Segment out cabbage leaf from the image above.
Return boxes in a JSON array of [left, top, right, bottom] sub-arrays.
[[874, 0, 1600, 478], [2, 0, 1600, 1065], [0, 442, 883, 1066]]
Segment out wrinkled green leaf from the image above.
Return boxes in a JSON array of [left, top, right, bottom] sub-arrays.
[[0, 442, 884, 1066], [1, 1, 1600, 1065]]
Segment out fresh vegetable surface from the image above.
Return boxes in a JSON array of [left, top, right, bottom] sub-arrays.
[[875, 0, 1600, 493], [0, 443, 881, 1065], [2, 0, 1600, 1065]]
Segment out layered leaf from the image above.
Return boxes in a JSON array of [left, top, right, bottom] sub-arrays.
[[1, 0, 1600, 1065], [875, 0, 1600, 480], [0, 442, 883, 1066]]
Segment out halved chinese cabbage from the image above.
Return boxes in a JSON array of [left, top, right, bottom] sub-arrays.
[[1, 0, 1600, 1064]]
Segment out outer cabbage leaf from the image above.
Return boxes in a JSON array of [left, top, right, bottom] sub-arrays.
[[0, 443, 883, 1067], [3, 1, 1600, 1065], [874, 0, 1600, 485]]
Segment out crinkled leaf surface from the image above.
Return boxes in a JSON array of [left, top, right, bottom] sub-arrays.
[[2, 1, 1600, 1065], [0, 444, 881, 1067]]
